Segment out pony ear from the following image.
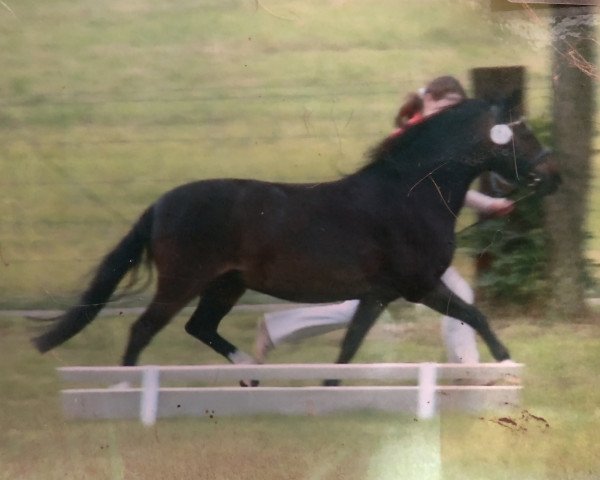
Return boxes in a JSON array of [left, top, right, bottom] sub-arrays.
[[490, 105, 501, 121], [490, 124, 513, 145]]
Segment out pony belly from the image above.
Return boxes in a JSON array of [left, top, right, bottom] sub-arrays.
[[257, 289, 359, 304], [244, 270, 371, 304], [247, 281, 367, 304], [243, 261, 403, 304]]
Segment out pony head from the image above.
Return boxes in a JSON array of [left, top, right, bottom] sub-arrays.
[[486, 116, 561, 197]]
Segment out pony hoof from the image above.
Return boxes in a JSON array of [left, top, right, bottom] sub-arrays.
[[239, 379, 260, 387]]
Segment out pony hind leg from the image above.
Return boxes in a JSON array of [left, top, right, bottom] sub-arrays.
[[420, 281, 510, 361], [184, 271, 249, 363], [121, 284, 195, 366]]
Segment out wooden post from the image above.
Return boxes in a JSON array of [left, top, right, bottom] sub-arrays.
[[471, 66, 526, 123]]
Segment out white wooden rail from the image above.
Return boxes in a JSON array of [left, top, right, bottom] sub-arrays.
[[58, 363, 522, 426]]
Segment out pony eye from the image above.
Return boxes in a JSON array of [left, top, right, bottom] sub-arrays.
[[490, 124, 513, 145]]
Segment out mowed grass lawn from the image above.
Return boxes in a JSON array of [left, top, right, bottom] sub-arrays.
[[4, 0, 596, 308], [1, 307, 600, 480]]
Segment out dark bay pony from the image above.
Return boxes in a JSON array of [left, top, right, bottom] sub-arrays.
[[33, 99, 560, 373]]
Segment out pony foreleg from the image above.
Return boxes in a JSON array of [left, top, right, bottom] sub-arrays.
[[420, 281, 510, 362], [324, 298, 388, 386]]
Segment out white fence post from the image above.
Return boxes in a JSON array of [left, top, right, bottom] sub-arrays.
[[140, 366, 160, 427], [417, 363, 437, 420]]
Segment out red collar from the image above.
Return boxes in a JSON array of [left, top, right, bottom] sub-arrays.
[[389, 112, 425, 138]]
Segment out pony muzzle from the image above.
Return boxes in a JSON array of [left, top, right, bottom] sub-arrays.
[[530, 150, 561, 196]]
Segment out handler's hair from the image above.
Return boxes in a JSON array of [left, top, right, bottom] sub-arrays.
[[394, 92, 423, 129], [394, 75, 467, 128]]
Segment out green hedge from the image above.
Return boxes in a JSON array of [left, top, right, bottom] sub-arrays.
[[459, 188, 549, 305]]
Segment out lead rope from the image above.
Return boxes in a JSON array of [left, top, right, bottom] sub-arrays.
[[455, 189, 538, 236]]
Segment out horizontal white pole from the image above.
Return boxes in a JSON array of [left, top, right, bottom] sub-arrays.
[[58, 363, 523, 385], [61, 384, 521, 419]]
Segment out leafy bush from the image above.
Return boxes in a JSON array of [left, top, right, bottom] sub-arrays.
[[459, 186, 550, 306]]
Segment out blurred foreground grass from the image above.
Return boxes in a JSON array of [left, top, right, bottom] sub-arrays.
[[1, 306, 599, 479]]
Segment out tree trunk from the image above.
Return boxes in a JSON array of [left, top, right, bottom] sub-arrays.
[[545, 5, 596, 319]]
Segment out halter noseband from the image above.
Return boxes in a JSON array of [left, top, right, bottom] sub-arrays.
[[504, 118, 552, 189], [527, 147, 553, 189]]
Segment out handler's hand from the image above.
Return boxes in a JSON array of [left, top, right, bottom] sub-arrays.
[[487, 198, 515, 217]]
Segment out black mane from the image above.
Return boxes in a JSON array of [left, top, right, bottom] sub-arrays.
[[360, 99, 491, 175]]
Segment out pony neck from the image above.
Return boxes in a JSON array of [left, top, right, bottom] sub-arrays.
[[414, 162, 479, 219]]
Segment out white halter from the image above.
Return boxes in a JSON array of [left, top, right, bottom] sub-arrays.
[[490, 124, 513, 145]]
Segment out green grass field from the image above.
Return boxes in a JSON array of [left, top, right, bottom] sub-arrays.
[[3, 0, 597, 308], [1, 1, 599, 478]]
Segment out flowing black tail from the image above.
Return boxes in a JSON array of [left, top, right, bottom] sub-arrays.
[[32, 207, 154, 353]]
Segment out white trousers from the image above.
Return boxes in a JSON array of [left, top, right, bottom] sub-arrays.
[[263, 266, 479, 363]]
